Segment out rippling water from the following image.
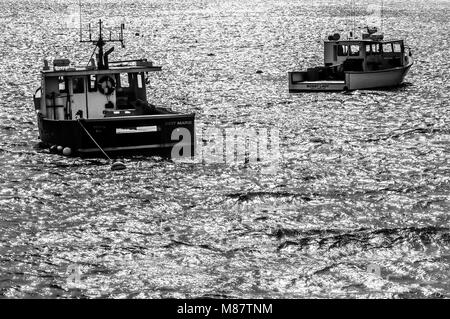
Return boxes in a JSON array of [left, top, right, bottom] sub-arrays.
[[0, 0, 449, 298]]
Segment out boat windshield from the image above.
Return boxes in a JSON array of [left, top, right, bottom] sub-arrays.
[[366, 41, 403, 55]]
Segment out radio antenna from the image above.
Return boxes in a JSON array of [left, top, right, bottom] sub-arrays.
[[80, 19, 125, 69], [352, 0, 356, 37], [79, 0, 82, 41]]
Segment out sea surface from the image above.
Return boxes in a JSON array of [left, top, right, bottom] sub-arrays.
[[0, 0, 449, 298]]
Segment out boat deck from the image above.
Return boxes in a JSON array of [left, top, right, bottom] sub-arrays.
[[288, 73, 346, 92]]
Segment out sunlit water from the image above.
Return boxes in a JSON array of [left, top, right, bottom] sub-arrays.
[[0, 0, 449, 298]]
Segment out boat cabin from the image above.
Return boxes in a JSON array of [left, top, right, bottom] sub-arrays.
[[324, 38, 406, 72], [37, 59, 162, 121]]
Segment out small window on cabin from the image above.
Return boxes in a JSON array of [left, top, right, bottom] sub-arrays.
[[366, 45, 372, 54], [349, 45, 360, 56], [120, 73, 129, 88], [88, 75, 97, 92], [383, 44, 393, 53], [371, 44, 381, 54], [73, 77, 85, 94], [137, 74, 143, 89], [337, 45, 349, 56], [58, 76, 67, 93], [393, 43, 402, 53]]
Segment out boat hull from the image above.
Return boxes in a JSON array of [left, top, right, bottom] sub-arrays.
[[288, 80, 346, 92], [37, 112, 195, 158], [289, 58, 413, 92], [346, 61, 413, 90]]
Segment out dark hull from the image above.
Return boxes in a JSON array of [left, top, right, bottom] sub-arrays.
[[37, 112, 195, 158]]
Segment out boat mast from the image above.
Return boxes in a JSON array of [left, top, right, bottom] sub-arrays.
[[350, 0, 356, 38], [80, 19, 125, 70], [352, 0, 356, 37], [79, 0, 82, 41], [77, 0, 125, 70]]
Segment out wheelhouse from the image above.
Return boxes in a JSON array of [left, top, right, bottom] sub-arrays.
[[324, 39, 407, 72], [36, 59, 162, 121]]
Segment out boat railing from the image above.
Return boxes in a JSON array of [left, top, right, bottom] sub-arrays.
[[109, 59, 153, 68]]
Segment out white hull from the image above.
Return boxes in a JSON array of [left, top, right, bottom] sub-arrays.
[[289, 57, 413, 92], [346, 59, 413, 90]]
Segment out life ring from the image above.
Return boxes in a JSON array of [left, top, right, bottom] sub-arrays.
[[97, 76, 116, 95]]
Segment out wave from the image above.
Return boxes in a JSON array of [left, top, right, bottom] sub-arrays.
[[273, 226, 450, 251]]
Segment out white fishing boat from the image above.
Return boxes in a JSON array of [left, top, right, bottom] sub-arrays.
[[288, 27, 413, 92], [289, 0, 413, 93]]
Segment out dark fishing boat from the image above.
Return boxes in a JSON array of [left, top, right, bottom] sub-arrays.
[[33, 20, 195, 158]]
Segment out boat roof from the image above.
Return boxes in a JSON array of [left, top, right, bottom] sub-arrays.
[[325, 39, 404, 45], [42, 64, 162, 77]]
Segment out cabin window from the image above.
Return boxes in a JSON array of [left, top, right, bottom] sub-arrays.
[[349, 45, 360, 56], [383, 43, 393, 53], [58, 76, 67, 93], [88, 75, 97, 92], [120, 73, 129, 88], [137, 74, 143, 89], [393, 43, 402, 53], [73, 77, 85, 94], [371, 44, 381, 54], [337, 45, 348, 56]]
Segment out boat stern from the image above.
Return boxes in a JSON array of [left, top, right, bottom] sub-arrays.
[[288, 72, 346, 92]]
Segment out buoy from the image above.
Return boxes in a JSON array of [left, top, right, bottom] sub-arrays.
[[62, 147, 72, 156], [111, 161, 127, 171], [49, 145, 58, 153], [57, 146, 63, 153]]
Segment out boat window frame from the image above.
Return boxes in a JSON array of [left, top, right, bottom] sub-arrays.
[[88, 74, 97, 92], [73, 76, 86, 94], [337, 44, 349, 56], [58, 76, 68, 94], [392, 42, 402, 53], [370, 43, 381, 55], [119, 73, 130, 88], [349, 44, 361, 56], [137, 73, 143, 89], [382, 43, 393, 53]]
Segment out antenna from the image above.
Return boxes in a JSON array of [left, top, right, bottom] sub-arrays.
[[349, 0, 356, 39], [80, 19, 126, 70], [79, 0, 82, 41], [80, 20, 125, 46], [352, 0, 356, 38]]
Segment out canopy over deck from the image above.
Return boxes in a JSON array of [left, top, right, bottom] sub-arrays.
[[324, 39, 404, 46], [42, 65, 162, 77]]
